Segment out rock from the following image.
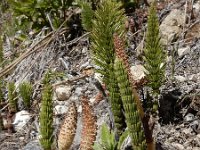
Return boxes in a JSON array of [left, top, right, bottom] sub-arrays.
[[74, 87, 83, 96], [193, 2, 200, 12], [184, 113, 194, 122], [182, 128, 192, 135], [185, 22, 200, 42], [78, 105, 82, 113], [55, 105, 68, 115], [160, 9, 185, 45], [94, 73, 103, 84], [171, 143, 184, 150], [188, 74, 197, 81], [55, 85, 72, 101], [22, 140, 42, 150], [130, 65, 147, 81], [12, 110, 31, 132], [193, 147, 200, 150], [174, 75, 186, 82], [89, 96, 96, 104], [178, 46, 190, 58]]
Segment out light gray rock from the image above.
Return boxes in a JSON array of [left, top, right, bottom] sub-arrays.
[[22, 140, 42, 150], [130, 65, 147, 81], [94, 72, 103, 84], [174, 75, 186, 82], [74, 87, 83, 96], [55, 85, 72, 101], [12, 110, 31, 132], [55, 105, 68, 115], [171, 143, 184, 150], [160, 9, 185, 45], [193, 2, 200, 12], [178, 46, 190, 58], [184, 113, 194, 122]]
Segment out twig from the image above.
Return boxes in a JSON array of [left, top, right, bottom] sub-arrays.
[[46, 13, 55, 31], [66, 32, 90, 46], [0, 103, 8, 112], [183, 0, 188, 33], [52, 74, 88, 88]]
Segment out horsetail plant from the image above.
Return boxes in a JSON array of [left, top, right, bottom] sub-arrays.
[[90, 0, 127, 137], [80, 96, 97, 150], [39, 72, 54, 150], [8, 82, 18, 113], [113, 34, 146, 150], [143, 1, 166, 95], [58, 102, 77, 150], [19, 82, 33, 109], [78, 0, 94, 31]]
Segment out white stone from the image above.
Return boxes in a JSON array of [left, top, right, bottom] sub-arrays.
[[174, 75, 186, 82], [160, 9, 185, 45], [178, 46, 190, 58], [55, 85, 72, 101], [55, 105, 68, 115], [193, 2, 200, 12], [188, 74, 198, 81], [74, 87, 83, 96], [130, 65, 147, 81], [94, 73, 103, 84], [78, 105, 82, 113], [12, 110, 31, 132], [89, 97, 96, 104], [182, 128, 192, 135], [184, 113, 194, 122], [197, 134, 200, 138]]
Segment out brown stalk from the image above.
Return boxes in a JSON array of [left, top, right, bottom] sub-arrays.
[[80, 96, 97, 150]]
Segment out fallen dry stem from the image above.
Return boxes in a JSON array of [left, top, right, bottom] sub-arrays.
[[52, 74, 89, 88]]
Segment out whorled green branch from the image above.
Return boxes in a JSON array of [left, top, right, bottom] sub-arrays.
[[143, 1, 166, 94], [39, 73, 54, 150], [19, 82, 33, 109], [78, 0, 94, 31], [8, 82, 18, 113]]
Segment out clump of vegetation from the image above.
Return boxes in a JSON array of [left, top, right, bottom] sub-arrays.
[[39, 72, 54, 150], [19, 82, 33, 109], [93, 123, 129, 150], [8, 82, 18, 113], [78, 0, 94, 31], [8, 0, 74, 31]]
